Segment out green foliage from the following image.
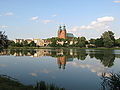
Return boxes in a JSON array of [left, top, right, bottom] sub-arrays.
[[29, 41, 36, 47], [101, 31, 115, 48], [76, 37, 86, 47], [95, 38, 104, 47], [22, 40, 29, 47], [0, 31, 8, 48], [7, 30, 120, 48], [89, 39, 96, 44], [8, 40, 16, 47], [101, 72, 120, 90], [115, 38, 120, 47], [0, 75, 65, 90], [35, 81, 65, 90]]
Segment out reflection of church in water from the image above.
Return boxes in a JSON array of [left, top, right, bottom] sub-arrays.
[[0, 49, 74, 69], [57, 56, 66, 69], [57, 56, 73, 70]]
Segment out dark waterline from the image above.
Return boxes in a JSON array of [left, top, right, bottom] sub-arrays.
[[0, 49, 120, 90]]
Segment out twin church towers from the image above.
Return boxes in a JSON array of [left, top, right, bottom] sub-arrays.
[[58, 25, 67, 39], [58, 25, 74, 39]]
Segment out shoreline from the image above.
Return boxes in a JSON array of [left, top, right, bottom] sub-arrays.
[[6, 47, 120, 50]]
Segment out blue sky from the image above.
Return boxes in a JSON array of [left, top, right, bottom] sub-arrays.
[[0, 0, 120, 40]]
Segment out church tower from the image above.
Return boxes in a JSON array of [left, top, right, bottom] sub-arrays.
[[58, 25, 67, 39]]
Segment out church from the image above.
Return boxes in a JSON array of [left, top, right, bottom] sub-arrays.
[[58, 25, 74, 39]]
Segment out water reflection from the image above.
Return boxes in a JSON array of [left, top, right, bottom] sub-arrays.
[[0, 49, 120, 68], [0, 49, 120, 90]]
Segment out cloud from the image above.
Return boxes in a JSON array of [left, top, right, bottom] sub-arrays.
[[0, 64, 7, 67], [40, 69, 51, 74], [30, 16, 39, 21], [97, 16, 114, 22], [68, 62, 110, 77], [29, 73, 38, 77], [4, 12, 14, 16], [113, 1, 120, 3], [42, 20, 53, 24], [69, 16, 115, 32], [0, 12, 14, 16], [52, 14, 57, 17], [0, 25, 8, 29]]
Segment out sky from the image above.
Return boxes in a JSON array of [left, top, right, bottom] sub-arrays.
[[0, 0, 120, 40]]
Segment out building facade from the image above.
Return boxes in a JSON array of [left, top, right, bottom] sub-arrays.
[[58, 25, 67, 39], [58, 25, 74, 39]]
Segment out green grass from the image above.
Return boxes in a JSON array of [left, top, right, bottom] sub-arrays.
[[0, 75, 65, 90]]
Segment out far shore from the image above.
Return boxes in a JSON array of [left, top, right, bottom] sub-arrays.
[[5, 46, 120, 50]]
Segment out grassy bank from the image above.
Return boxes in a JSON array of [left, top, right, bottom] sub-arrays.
[[0, 75, 65, 90], [7, 46, 120, 50]]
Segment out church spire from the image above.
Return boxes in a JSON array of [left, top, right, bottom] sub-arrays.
[[59, 25, 62, 31], [63, 24, 66, 30]]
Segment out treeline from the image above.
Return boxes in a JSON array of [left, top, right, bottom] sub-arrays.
[[8, 40, 36, 47], [49, 31, 120, 48], [1, 30, 120, 48]]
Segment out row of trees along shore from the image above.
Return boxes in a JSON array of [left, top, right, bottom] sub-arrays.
[[1, 30, 120, 48], [49, 31, 120, 48]]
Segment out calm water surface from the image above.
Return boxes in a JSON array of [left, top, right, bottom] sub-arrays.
[[0, 49, 120, 90]]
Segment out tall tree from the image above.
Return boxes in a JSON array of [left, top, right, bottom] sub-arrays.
[[0, 31, 8, 48], [101, 31, 115, 48], [29, 41, 36, 47], [115, 38, 120, 47], [95, 38, 104, 47], [76, 37, 86, 47]]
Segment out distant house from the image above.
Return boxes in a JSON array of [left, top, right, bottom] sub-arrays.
[[33, 39, 44, 46], [14, 39, 24, 43], [25, 39, 33, 44], [43, 39, 52, 46]]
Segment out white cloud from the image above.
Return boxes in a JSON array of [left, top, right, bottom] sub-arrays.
[[113, 1, 120, 3], [52, 14, 57, 17], [40, 69, 51, 74], [30, 16, 39, 21], [42, 20, 53, 24], [69, 16, 115, 32], [0, 25, 8, 29], [97, 16, 114, 22], [29, 73, 38, 77], [4, 12, 14, 16], [68, 62, 110, 77]]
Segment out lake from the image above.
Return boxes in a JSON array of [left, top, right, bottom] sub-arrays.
[[0, 49, 120, 90]]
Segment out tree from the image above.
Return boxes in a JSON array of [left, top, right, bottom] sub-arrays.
[[15, 42, 22, 47], [22, 40, 28, 47], [49, 38, 58, 47], [115, 38, 120, 47], [89, 39, 96, 44], [95, 38, 104, 47], [0, 31, 8, 48], [29, 41, 36, 47], [76, 37, 86, 47], [101, 31, 115, 48], [8, 40, 16, 47]]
